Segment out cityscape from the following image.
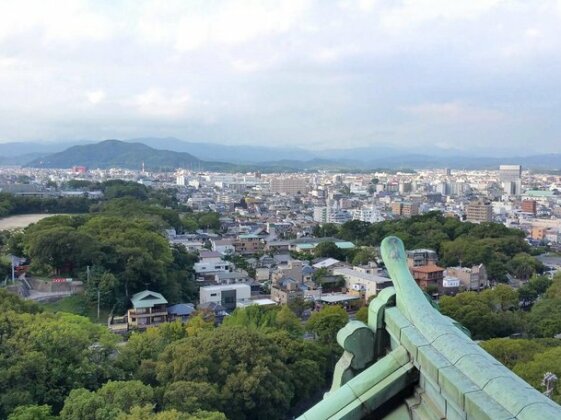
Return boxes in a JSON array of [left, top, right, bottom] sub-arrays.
[[1, 1, 561, 419]]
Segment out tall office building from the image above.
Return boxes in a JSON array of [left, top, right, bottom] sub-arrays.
[[499, 165, 522, 196]]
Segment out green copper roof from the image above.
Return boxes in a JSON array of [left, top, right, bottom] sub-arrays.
[[130, 290, 168, 309], [298, 236, 561, 420]]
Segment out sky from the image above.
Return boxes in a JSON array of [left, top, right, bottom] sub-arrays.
[[1, 0, 561, 154]]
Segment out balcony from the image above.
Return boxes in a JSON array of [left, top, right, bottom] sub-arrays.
[[128, 305, 168, 318]]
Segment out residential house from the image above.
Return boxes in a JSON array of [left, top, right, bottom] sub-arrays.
[[199, 283, 251, 311], [167, 303, 196, 322], [333, 267, 393, 301], [126, 290, 169, 330], [446, 265, 488, 291], [407, 249, 438, 268], [271, 277, 306, 304], [211, 238, 235, 256], [234, 234, 264, 255], [411, 264, 445, 292]]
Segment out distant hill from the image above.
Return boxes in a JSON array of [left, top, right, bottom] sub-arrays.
[[26, 140, 234, 171], [15, 137, 561, 171]]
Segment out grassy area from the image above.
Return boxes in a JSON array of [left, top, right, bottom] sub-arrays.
[[41, 294, 111, 324]]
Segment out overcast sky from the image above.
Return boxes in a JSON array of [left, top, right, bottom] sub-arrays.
[[1, 0, 560, 153]]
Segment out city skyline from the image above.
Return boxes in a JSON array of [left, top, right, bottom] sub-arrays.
[[1, 1, 561, 154]]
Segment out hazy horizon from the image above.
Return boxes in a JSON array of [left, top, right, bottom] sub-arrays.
[[1, 1, 561, 153]]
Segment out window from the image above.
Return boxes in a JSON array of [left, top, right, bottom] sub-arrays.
[[210, 293, 217, 297]]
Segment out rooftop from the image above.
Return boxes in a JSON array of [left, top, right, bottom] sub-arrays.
[[411, 264, 445, 274], [319, 293, 361, 303], [333, 267, 392, 284], [130, 290, 168, 309]]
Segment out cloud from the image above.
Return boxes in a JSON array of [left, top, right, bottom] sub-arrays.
[[404, 102, 506, 124], [124, 88, 198, 119], [380, 0, 502, 30], [135, 0, 313, 52], [312, 45, 360, 63], [0, 0, 113, 44], [86, 90, 106, 105], [0, 0, 559, 153]]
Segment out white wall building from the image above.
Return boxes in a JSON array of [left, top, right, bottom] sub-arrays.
[[333, 267, 392, 301], [199, 284, 251, 310]]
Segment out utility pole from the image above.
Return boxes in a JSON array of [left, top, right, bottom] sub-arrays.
[[11, 255, 15, 284], [87, 265, 100, 320]]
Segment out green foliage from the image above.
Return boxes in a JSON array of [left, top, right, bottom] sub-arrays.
[[439, 285, 523, 339], [275, 305, 304, 337], [312, 223, 339, 238], [0, 288, 42, 313], [527, 298, 561, 338], [355, 306, 368, 323], [157, 326, 294, 419], [60, 381, 154, 419], [96, 381, 154, 413], [518, 275, 552, 305], [351, 247, 377, 266], [181, 212, 220, 232], [185, 315, 214, 338], [306, 305, 349, 344], [222, 305, 303, 337], [0, 292, 120, 417], [314, 241, 345, 260], [8, 404, 55, 420], [0, 193, 92, 218], [328, 212, 533, 282], [513, 346, 561, 404], [506, 253, 544, 280], [481, 338, 550, 369], [163, 381, 220, 413], [119, 406, 226, 420], [481, 338, 561, 403]]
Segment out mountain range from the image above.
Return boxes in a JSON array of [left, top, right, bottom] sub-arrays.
[[3, 137, 559, 171]]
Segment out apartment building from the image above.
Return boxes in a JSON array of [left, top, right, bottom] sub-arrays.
[[466, 200, 493, 223], [270, 177, 309, 195], [391, 201, 419, 218]]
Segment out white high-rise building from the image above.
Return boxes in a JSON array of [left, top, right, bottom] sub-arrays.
[[499, 165, 522, 196]]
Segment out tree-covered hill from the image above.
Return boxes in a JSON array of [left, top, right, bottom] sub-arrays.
[[26, 140, 236, 171]]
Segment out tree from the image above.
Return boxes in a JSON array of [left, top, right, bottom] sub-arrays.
[[355, 306, 368, 324], [24, 226, 100, 275], [119, 406, 226, 420], [275, 305, 303, 337], [222, 306, 277, 331], [439, 288, 523, 340], [60, 381, 154, 420], [480, 338, 547, 369], [96, 381, 154, 413], [185, 315, 214, 337], [351, 247, 377, 266], [312, 224, 339, 238], [0, 302, 119, 417], [506, 253, 543, 280], [287, 296, 312, 318], [513, 346, 561, 404], [156, 327, 294, 420], [259, 330, 329, 408], [163, 381, 220, 413], [314, 241, 344, 261], [306, 305, 349, 344], [527, 298, 561, 338], [8, 405, 55, 420], [59, 389, 112, 420]]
